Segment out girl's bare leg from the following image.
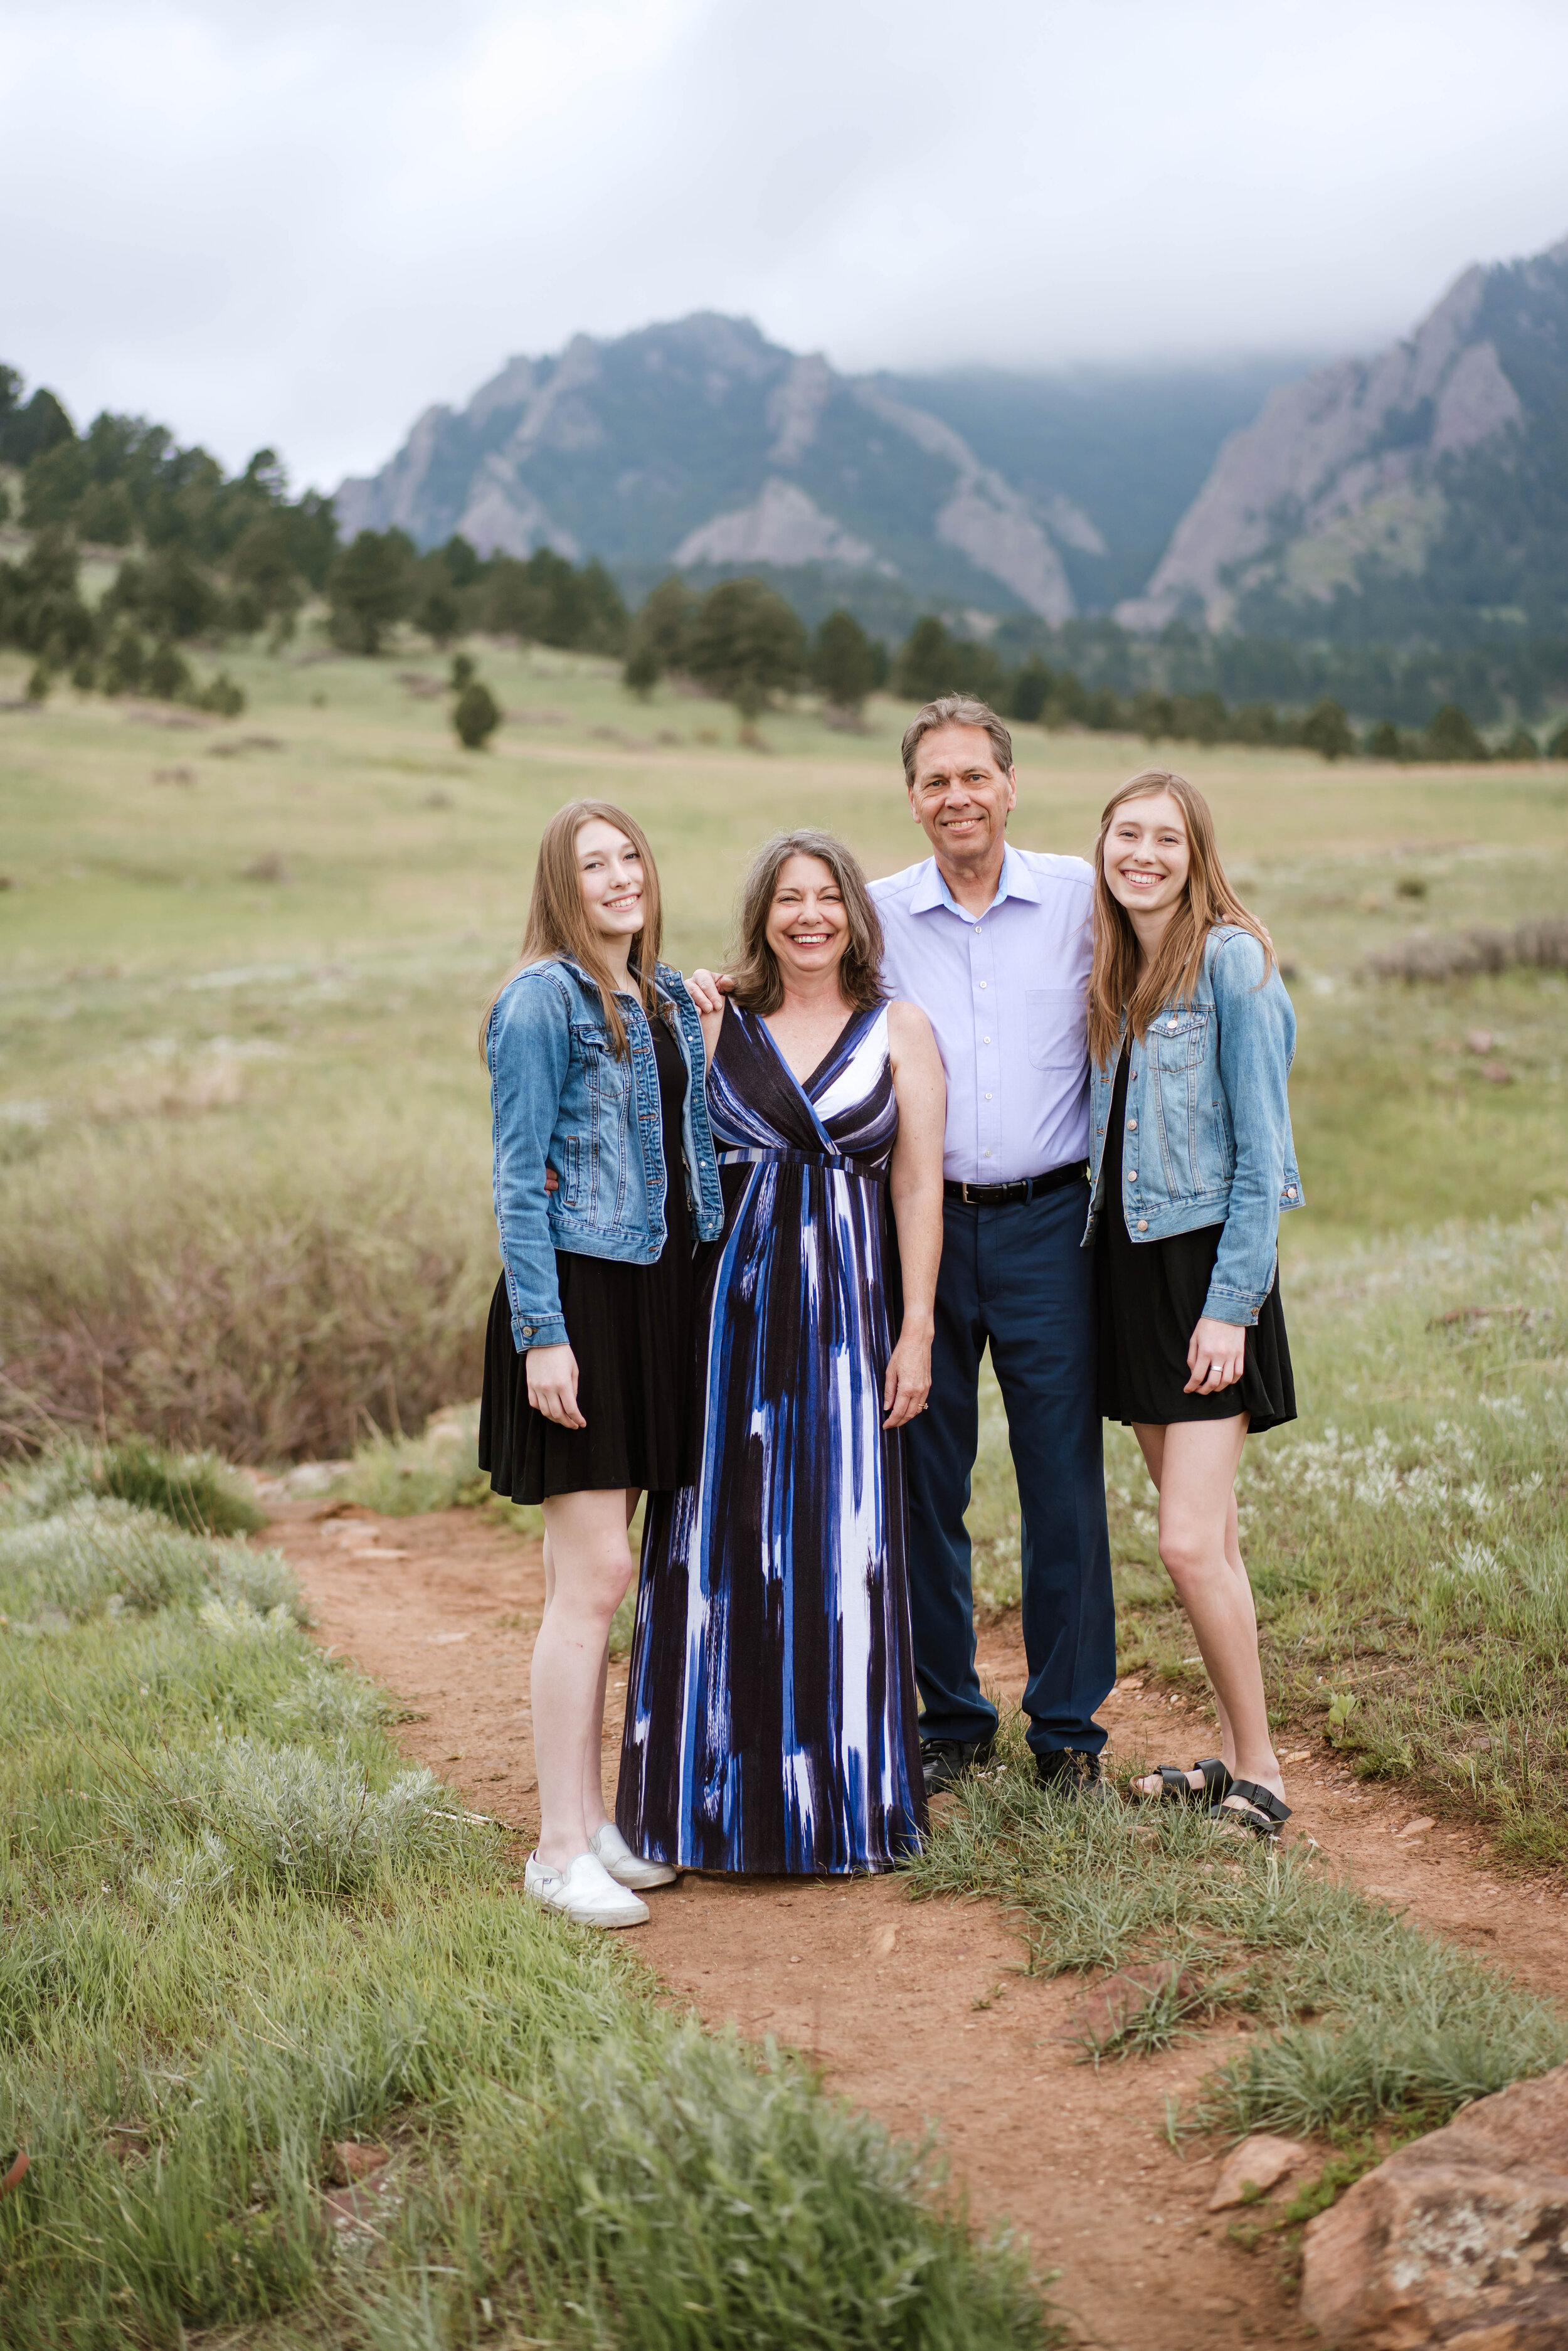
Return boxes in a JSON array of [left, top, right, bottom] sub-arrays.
[[581, 1491, 637, 1838], [532, 1487, 639, 1870], [1130, 1418, 1283, 1807]]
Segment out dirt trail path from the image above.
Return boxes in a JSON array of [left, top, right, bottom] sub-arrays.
[[268, 1500, 1568, 2351]]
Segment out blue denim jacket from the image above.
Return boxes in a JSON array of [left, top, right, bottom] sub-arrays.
[[486, 955, 724, 1354], [1081, 926, 1303, 1325]]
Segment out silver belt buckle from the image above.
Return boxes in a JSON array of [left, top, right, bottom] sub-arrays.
[[961, 1180, 975, 1204]]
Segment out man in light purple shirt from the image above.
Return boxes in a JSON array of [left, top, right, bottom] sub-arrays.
[[871, 696, 1115, 1797]]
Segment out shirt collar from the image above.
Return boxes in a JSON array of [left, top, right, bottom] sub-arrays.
[[911, 841, 1039, 916]]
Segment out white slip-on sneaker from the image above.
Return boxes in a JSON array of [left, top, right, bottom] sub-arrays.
[[523, 1849, 649, 1928], [590, 1821, 679, 1890]]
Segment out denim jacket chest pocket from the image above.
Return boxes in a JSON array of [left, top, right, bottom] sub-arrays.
[[1146, 1006, 1229, 1197], [566, 1022, 632, 1223], [1150, 1006, 1207, 1069]]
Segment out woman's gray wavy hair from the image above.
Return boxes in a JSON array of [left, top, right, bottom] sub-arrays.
[[726, 830, 887, 1016]]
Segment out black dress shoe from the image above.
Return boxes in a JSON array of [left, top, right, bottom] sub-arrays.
[[1032, 1747, 1104, 1796], [920, 1734, 997, 1796]]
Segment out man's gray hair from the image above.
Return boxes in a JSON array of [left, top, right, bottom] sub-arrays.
[[901, 696, 1014, 787]]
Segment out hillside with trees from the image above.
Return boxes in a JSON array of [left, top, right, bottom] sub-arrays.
[[5, 337, 1565, 748], [0, 364, 628, 703]]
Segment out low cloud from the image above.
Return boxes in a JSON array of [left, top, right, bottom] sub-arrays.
[[3, 0, 1566, 486]]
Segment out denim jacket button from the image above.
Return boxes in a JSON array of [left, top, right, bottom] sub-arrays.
[[1136, 1218, 1148, 1231], [1127, 1169, 1138, 1182], [1286, 1186, 1298, 1199], [1128, 1117, 1137, 1130]]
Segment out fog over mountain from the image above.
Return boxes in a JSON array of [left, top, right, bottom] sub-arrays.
[[1121, 235, 1568, 645]]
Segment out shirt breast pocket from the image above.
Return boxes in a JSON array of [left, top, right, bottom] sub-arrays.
[[1150, 1007, 1209, 1070], [1025, 988, 1085, 1071], [575, 1025, 628, 1099]]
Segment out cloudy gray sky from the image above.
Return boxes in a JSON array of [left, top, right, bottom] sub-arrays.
[[3, 0, 1566, 491]]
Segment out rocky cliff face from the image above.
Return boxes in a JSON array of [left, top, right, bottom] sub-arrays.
[[1120, 235, 1568, 639], [334, 313, 1081, 620]]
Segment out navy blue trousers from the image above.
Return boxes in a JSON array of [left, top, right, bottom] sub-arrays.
[[903, 1185, 1115, 1756]]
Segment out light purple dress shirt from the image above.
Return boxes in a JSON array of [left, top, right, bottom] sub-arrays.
[[871, 842, 1094, 1185]]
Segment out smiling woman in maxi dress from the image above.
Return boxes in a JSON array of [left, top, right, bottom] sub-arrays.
[[617, 829, 946, 1873]]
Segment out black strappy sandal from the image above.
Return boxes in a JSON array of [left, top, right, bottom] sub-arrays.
[[1139, 1757, 1233, 1808], [1214, 1780, 1291, 1839]]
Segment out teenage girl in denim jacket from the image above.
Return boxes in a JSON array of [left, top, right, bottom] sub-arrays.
[[479, 798, 723, 1926], [1083, 770, 1302, 1839]]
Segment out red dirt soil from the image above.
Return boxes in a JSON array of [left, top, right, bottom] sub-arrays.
[[267, 1499, 1568, 2351]]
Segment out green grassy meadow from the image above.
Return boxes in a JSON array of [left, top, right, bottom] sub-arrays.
[[3, 632, 1566, 1253]]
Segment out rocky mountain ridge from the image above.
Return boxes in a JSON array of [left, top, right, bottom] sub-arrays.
[[332, 319, 1294, 626], [335, 316, 1080, 620], [1120, 234, 1568, 640], [336, 234, 1568, 645]]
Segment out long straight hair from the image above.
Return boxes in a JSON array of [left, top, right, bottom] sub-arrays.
[[480, 799, 664, 1057], [726, 829, 886, 1015], [1087, 769, 1273, 1071]]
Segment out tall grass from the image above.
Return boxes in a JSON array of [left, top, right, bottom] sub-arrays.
[[906, 1719, 1568, 2140], [1, 1436, 265, 1534], [0, 1487, 1056, 2348], [395, 2024, 1044, 2351], [0, 1498, 302, 1626], [0, 1117, 495, 1460]]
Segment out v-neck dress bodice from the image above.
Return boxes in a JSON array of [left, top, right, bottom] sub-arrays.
[[617, 1000, 926, 1873], [702, 999, 900, 1169]]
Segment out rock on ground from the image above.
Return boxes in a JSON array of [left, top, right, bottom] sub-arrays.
[[1208, 2135, 1308, 2211], [1301, 2062, 1568, 2348]]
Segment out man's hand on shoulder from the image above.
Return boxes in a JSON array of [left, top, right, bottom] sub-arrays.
[[686, 969, 732, 1016]]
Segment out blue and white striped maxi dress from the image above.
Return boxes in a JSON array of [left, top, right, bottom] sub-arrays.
[[616, 999, 927, 1872]]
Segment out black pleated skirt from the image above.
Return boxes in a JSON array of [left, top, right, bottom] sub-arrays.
[[477, 1017, 697, 1503], [1095, 1049, 1296, 1435]]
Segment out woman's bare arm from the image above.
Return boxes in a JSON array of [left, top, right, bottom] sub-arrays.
[[883, 1000, 946, 1429]]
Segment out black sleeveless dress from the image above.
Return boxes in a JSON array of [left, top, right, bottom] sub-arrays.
[[479, 1015, 697, 1502], [1095, 1048, 1296, 1433]]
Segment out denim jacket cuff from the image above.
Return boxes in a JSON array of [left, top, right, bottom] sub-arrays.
[[514, 1313, 569, 1352], [1202, 1283, 1261, 1329]]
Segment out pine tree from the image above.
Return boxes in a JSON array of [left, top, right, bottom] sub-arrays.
[[1300, 698, 1356, 761], [810, 609, 877, 715], [327, 529, 418, 655], [1421, 703, 1487, 762], [146, 640, 193, 703], [893, 617, 956, 704], [454, 679, 501, 750], [1008, 655, 1053, 724], [623, 642, 660, 699], [686, 578, 806, 723]]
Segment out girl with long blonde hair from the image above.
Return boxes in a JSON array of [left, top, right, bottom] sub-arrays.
[[1084, 770, 1302, 1837], [479, 800, 724, 1924]]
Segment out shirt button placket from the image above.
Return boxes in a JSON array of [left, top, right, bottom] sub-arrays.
[[973, 918, 999, 1171]]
